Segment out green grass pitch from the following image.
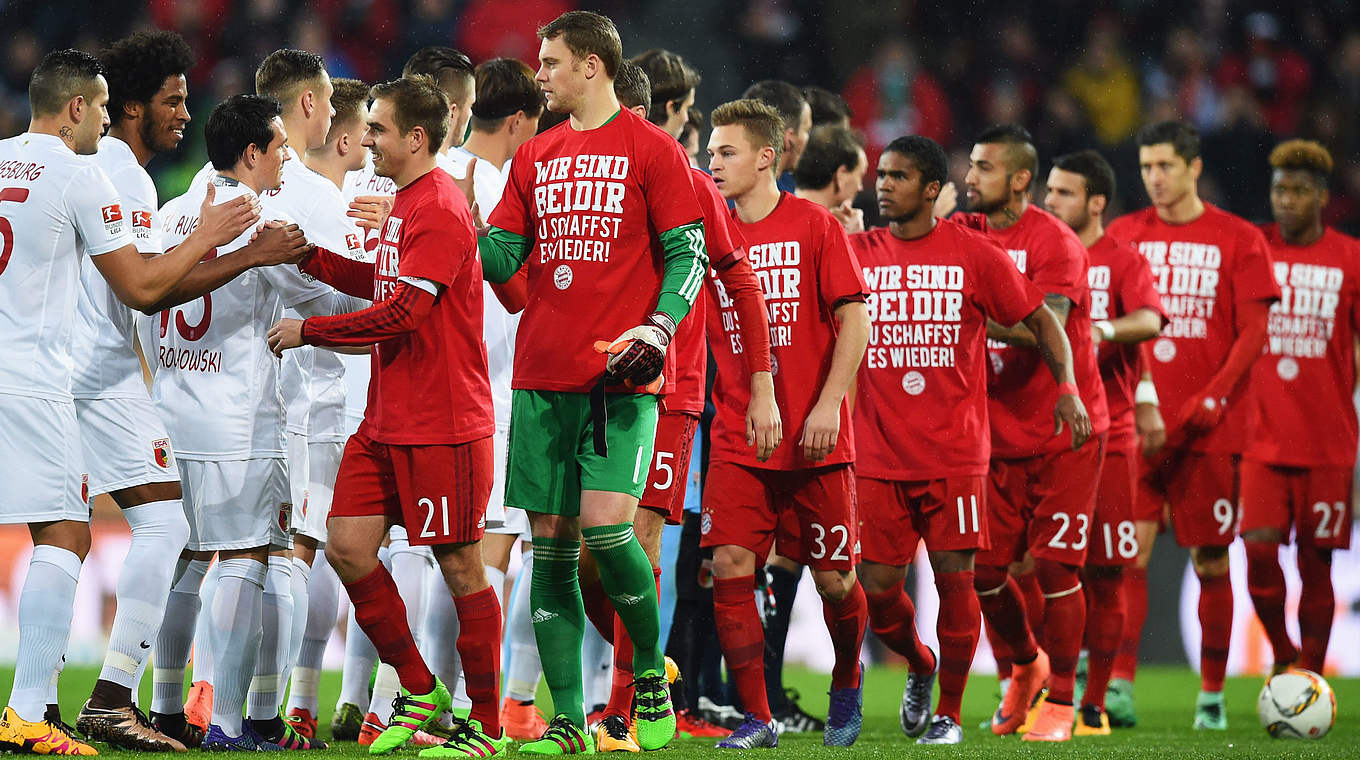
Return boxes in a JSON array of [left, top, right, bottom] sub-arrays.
[[15, 665, 1357, 758]]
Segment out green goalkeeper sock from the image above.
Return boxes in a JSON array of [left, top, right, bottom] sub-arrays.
[[530, 536, 587, 728], [582, 524, 664, 676]]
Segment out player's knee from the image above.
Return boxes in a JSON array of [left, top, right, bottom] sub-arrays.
[[1242, 527, 1283, 545], [973, 563, 1008, 594], [711, 545, 755, 578], [1191, 545, 1230, 577], [928, 549, 974, 575], [1034, 558, 1081, 597], [857, 561, 904, 594], [811, 568, 853, 601], [1085, 563, 1122, 581]]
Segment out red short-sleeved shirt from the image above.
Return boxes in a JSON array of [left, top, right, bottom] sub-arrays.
[[1244, 225, 1360, 468], [488, 108, 704, 393], [665, 168, 744, 415], [852, 220, 1045, 480], [1087, 234, 1168, 450], [364, 169, 494, 445], [708, 193, 868, 470], [957, 205, 1110, 457], [1107, 203, 1281, 454]]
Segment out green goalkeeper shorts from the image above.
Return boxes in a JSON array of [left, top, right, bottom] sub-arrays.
[[505, 389, 659, 516]]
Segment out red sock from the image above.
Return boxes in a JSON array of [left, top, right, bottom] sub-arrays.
[[1112, 566, 1147, 681], [976, 569, 1037, 666], [344, 565, 435, 694], [454, 587, 502, 734], [1246, 540, 1297, 667], [986, 621, 1013, 680], [822, 581, 867, 689], [1296, 546, 1335, 673], [864, 587, 935, 674], [580, 577, 615, 645], [934, 570, 980, 723], [604, 569, 658, 719], [1017, 570, 1047, 651], [1197, 572, 1233, 692], [1035, 559, 1083, 704], [713, 575, 770, 721], [1082, 571, 1124, 709]]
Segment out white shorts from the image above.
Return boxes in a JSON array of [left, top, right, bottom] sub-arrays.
[[295, 440, 344, 546], [0, 393, 88, 524], [286, 432, 310, 534], [75, 396, 179, 496], [484, 425, 511, 532], [179, 457, 291, 551]]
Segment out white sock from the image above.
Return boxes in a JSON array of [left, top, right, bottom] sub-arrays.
[[100, 501, 189, 689], [486, 566, 507, 612], [281, 556, 310, 699], [47, 657, 64, 708], [209, 558, 266, 736], [421, 568, 460, 688], [247, 556, 293, 719], [504, 552, 542, 702], [369, 663, 402, 724], [289, 551, 339, 715], [388, 539, 430, 648], [8, 545, 82, 722], [192, 561, 221, 683], [152, 558, 209, 714], [581, 626, 612, 711], [336, 546, 385, 711]]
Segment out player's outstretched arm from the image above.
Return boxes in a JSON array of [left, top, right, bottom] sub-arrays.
[[1092, 306, 1163, 346], [799, 300, 870, 462], [477, 228, 533, 284], [93, 184, 259, 312], [142, 222, 311, 313], [298, 246, 379, 298], [1023, 303, 1092, 449], [987, 294, 1072, 347], [268, 281, 436, 355], [1177, 298, 1271, 432]]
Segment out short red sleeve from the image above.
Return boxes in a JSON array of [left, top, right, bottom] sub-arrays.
[[644, 139, 704, 233], [487, 142, 533, 237], [1234, 224, 1282, 306], [816, 214, 868, 309], [398, 202, 472, 287], [973, 236, 1044, 326]]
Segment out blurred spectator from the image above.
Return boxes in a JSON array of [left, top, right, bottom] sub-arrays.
[[1145, 26, 1224, 133], [459, 0, 575, 66], [842, 37, 951, 173], [1062, 20, 1141, 146], [1215, 12, 1311, 135]]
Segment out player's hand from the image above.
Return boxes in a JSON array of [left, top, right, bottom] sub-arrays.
[[267, 318, 306, 356], [597, 313, 674, 388], [1054, 392, 1092, 449], [831, 200, 864, 234], [933, 181, 958, 218], [451, 156, 490, 233], [348, 194, 393, 232], [196, 182, 260, 247], [1136, 401, 1167, 457], [246, 222, 312, 266], [799, 400, 840, 462], [1178, 392, 1225, 433], [745, 371, 782, 461]]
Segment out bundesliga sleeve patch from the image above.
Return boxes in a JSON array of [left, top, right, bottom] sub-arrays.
[[132, 210, 153, 240], [101, 203, 125, 236]]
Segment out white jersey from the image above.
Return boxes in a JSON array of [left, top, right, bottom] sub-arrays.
[[0, 133, 133, 401], [442, 147, 518, 429], [72, 136, 161, 399], [267, 147, 366, 442], [338, 159, 395, 427], [151, 173, 359, 460]]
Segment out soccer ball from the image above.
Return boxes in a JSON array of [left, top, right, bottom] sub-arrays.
[[1257, 669, 1336, 739]]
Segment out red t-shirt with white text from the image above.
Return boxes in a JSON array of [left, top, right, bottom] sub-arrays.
[[708, 193, 868, 470], [852, 220, 1045, 480], [1106, 203, 1280, 454], [1244, 225, 1360, 467]]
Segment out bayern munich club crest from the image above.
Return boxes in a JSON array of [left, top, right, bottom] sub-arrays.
[[1153, 337, 1177, 363], [700, 511, 712, 535], [152, 438, 171, 468], [554, 264, 573, 290], [901, 371, 926, 395], [1277, 356, 1300, 381]]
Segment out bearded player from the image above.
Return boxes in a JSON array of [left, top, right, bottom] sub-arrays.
[[1106, 121, 1279, 729], [703, 98, 871, 749], [1242, 140, 1358, 677], [1044, 150, 1167, 735], [853, 135, 1086, 745], [473, 11, 710, 754], [958, 124, 1104, 742]]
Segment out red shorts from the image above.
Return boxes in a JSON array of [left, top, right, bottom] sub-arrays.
[[700, 461, 858, 570], [1239, 461, 1353, 550], [639, 412, 698, 525], [1140, 451, 1239, 548], [1088, 446, 1139, 566], [978, 435, 1105, 568], [330, 431, 494, 546], [857, 475, 989, 565]]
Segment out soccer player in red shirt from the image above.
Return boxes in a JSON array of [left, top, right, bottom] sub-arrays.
[[473, 12, 710, 754], [1044, 150, 1167, 735], [1105, 121, 1279, 730], [1243, 140, 1358, 677], [702, 98, 872, 749], [853, 135, 1084, 745], [957, 124, 1103, 742], [268, 75, 506, 757], [580, 58, 776, 751]]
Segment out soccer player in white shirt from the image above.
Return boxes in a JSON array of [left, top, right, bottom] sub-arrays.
[[0, 49, 263, 756], [151, 94, 363, 752], [282, 76, 372, 741], [70, 31, 311, 753]]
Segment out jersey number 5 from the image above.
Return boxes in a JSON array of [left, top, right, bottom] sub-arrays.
[[0, 187, 32, 277]]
